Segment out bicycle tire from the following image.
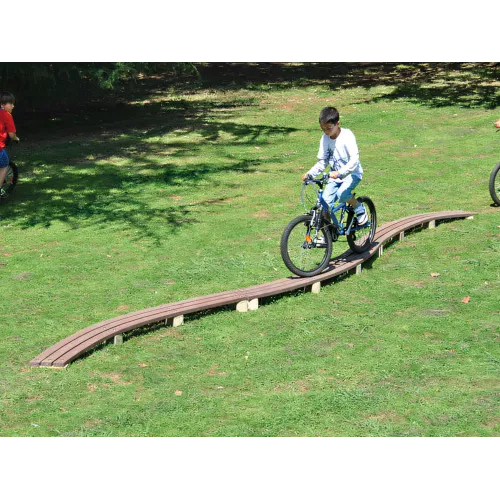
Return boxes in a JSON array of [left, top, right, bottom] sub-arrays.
[[0, 161, 18, 199], [346, 196, 377, 253], [489, 162, 500, 206], [280, 214, 333, 277]]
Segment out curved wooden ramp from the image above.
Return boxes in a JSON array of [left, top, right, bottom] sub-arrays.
[[30, 210, 474, 368]]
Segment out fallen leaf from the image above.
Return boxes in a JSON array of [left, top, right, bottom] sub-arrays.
[[138, 363, 148, 368], [461, 296, 470, 304], [175, 390, 182, 396], [430, 273, 440, 278]]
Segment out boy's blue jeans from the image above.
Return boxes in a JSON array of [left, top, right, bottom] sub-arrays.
[[0, 149, 9, 168], [323, 174, 362, 211]]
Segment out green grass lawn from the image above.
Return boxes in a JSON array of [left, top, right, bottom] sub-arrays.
[[0, 63, 498, 436]]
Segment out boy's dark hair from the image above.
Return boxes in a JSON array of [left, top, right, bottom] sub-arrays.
[[0, 92, 16, 106], [319, 106, 339, 124]]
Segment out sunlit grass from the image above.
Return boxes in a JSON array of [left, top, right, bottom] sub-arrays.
[[0, 67, 498, 436]]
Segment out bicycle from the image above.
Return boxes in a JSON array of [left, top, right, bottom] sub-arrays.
[[490, 162, 500, 206], [490, 122, 500, 206], [0, 140, 19, 200], [280, 173, 377, 277]]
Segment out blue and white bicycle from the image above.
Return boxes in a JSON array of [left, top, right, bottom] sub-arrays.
[[280, 173, 377, 277]]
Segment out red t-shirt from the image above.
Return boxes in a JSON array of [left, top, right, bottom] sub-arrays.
[[0, 109, 16, 150]]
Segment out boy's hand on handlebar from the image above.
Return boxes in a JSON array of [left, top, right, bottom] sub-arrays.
[[494, 119, 500, 129], [302, 173, 311, 182], [329, 171, 340, 179]]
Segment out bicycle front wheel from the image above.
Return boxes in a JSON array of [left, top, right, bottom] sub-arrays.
[[346, 196, 377, 253], [0, 161, 18, 199], [280, 214, 333, 277], [489, 162, 500, 206]]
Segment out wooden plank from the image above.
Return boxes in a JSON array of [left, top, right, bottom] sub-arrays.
[[30, 210, 476, 368], [33, 290, 245, 367], [45, 292, 244, 366]]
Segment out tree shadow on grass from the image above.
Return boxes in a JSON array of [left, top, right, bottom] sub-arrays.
[[1, 95, 297, 242], [194, 62, 500, 110], [369, 63, 500, 110]]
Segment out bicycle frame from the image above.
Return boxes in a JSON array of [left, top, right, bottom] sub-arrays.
[[306, 179, 360, 237]]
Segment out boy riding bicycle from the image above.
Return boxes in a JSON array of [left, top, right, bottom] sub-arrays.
[[0, 92, 20, 197], [302, 106, 367, 225]]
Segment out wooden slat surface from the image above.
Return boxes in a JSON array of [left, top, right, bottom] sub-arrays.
[[30, 210, 474, 368]]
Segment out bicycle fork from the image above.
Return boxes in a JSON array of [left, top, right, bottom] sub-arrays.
[[304, 210, 322, 247]]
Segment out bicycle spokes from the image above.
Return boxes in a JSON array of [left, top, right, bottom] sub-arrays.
[[281, 215, 332, 276]]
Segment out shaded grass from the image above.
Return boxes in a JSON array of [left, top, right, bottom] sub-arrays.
[[0, 65, 498, 436]]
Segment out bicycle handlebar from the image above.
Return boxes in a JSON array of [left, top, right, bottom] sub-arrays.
[[303, 173, 330, 187], [5, 137, 19, 147]]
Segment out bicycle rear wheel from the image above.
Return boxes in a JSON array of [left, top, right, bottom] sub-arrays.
[[489, 162, 500, 206], [0, 161, 18, 199], [346, 196, 377, 253], [280, 214, 333, 277]]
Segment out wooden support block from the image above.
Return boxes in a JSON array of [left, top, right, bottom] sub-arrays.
[[466, 216, 474, 220], [356, 264, 362, 275], [248, 298, 259, 311], [427, 220, 436, 229], [399, 231, 405, 241], [166, 315, 184, 327], [377, 245, 384, 257], [311, 282, 321, 294], [172, 315, 184, 327], [114, 334, 123, 345], [236, 300, 249, 312]]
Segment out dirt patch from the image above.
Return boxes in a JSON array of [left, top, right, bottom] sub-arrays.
[[25, 395, 42, 402], [164, 328, 183, 339], [97, 372, 132, 385], [207, 365, 227, 376], [366, 412, 406, 423], [294, 379, 310, 393], [253, 209, 271, 218], [11, 272, 33, 281], [84, 419, 102, 429], [424, 309, 454, 316]]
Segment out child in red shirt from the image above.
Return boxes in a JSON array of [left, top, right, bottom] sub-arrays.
[[0, 92, 20, 196]]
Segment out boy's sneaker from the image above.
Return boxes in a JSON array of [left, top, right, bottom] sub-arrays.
[[355, 203, 368, 225], [0, 187, 7, 198]]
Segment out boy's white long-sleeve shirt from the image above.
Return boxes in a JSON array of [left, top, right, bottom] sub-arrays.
[[306, 128, 363, 179]]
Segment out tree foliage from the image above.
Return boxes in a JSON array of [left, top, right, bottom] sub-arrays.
[[0, 63, 198, 111]]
